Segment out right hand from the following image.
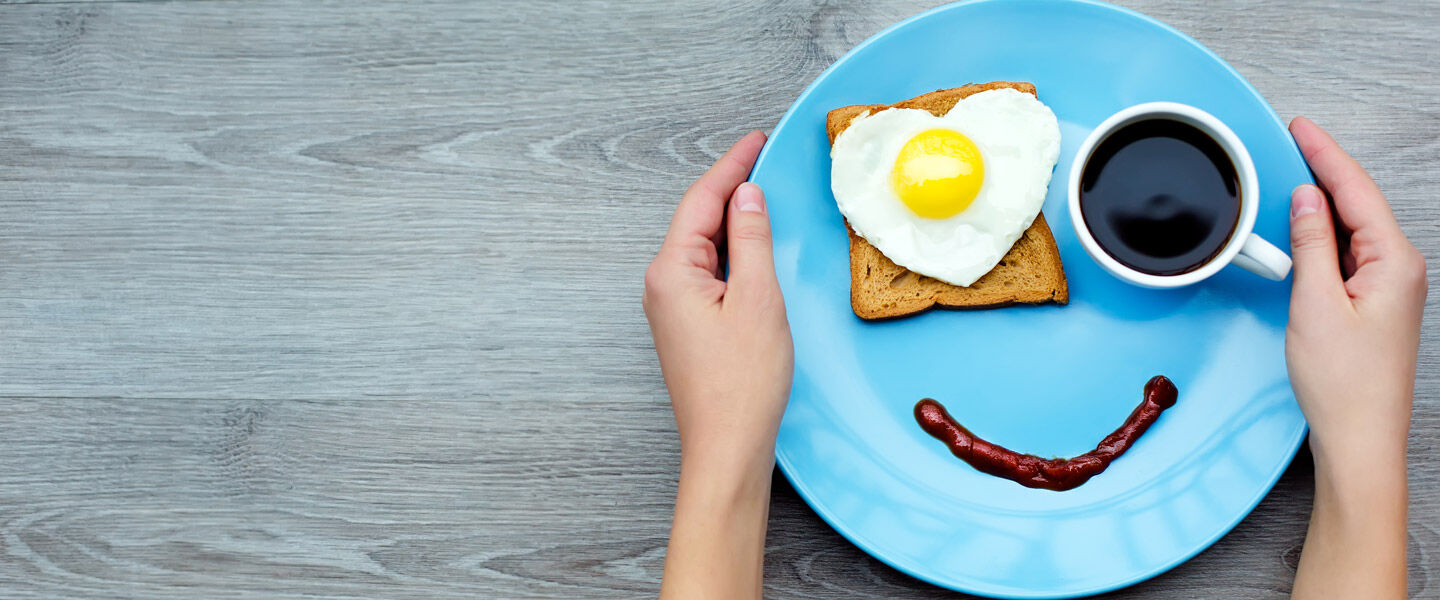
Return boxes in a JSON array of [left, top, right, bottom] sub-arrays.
[[1284, 116, 1426, 464]]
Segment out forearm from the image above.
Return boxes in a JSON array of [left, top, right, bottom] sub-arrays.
[[659, 444, 776, 600], [1292, 433, 1409, 599]]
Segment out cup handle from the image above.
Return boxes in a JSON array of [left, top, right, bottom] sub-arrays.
[[1230, 234, 1292, 281]]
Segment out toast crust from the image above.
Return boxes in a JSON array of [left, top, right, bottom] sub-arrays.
[[828, 81, 1068, 321]]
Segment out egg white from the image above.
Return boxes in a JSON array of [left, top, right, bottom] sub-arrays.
[[831, 88, 1061, 287]]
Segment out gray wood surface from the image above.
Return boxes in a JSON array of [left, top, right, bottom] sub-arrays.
[[0, 0, 1436, 597]]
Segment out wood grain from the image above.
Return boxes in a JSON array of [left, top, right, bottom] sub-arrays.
[[0, 0, 1435, 597]]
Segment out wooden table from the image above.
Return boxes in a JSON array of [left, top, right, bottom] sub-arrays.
[[0, 0, 1435, 597]]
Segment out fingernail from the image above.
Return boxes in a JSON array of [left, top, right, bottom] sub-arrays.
[[1291, 184, 1323, 221], [735, 182, 766, 214]]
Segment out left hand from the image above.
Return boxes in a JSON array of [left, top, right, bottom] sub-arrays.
[[647, 131, 791, 600], [643, 130, 793, 467]]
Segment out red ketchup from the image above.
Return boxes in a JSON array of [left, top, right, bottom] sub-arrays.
[[914, 375, 1178, 491]]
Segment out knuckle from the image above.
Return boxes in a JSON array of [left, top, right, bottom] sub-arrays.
[[681, 180, 703, 200], [731, 221, 771, 244], [758, 290, 788, 318], [737, 278, 786, 313], [1332, 174, 1380, 204], [720, 152, 751, 177], [643, 263, 668, 303], [1290, 226, 1331, 251], [1401, 247, 1428, 285], [1409, 246, 1427, 270]]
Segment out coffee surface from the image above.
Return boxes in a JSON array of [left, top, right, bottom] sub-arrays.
[[1080, 119, 1241, 276]]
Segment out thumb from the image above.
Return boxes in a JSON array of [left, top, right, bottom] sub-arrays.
[[1288, 184, 1344, 299], [725, 182, 781, 301]]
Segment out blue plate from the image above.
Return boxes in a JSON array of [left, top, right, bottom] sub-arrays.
[[750, 0, 1311, 597]]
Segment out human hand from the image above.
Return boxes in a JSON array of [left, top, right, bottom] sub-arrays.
[[1285, 116, 1423, 600], [1284, 116, 1425, 463], [648, 131, 792, 599], [643, 131, 793, 470]]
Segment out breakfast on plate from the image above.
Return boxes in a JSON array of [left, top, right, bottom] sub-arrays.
[[914, 375, 1178, 491], [710, 1, 1426, 593], [828, 82, 1178, 490], [828, 81, 1068, 320]]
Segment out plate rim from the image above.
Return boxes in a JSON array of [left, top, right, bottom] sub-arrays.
[[754, 0, 1309, 597]]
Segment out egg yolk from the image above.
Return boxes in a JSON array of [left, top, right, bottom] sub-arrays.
[[890, 129, 985, 219]]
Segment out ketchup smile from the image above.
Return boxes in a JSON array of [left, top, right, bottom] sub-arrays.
[[914, 375, 1178, 491]]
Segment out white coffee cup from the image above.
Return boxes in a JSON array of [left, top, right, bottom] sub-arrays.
[[1067, 102, 1292, 288]]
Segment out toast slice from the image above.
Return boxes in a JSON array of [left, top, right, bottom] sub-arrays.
[[827, 81, 1069, 321]]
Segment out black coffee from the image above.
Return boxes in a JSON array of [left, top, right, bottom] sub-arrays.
[[1079, 119, 1240, 276]]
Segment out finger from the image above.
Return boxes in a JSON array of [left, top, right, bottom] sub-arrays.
[[652, 236, 720, 280], [664, 131, 768, 247], [1288, 117, 1401, 238], [724, 182, 781, 302], [1287, 184, 1345, 302]]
